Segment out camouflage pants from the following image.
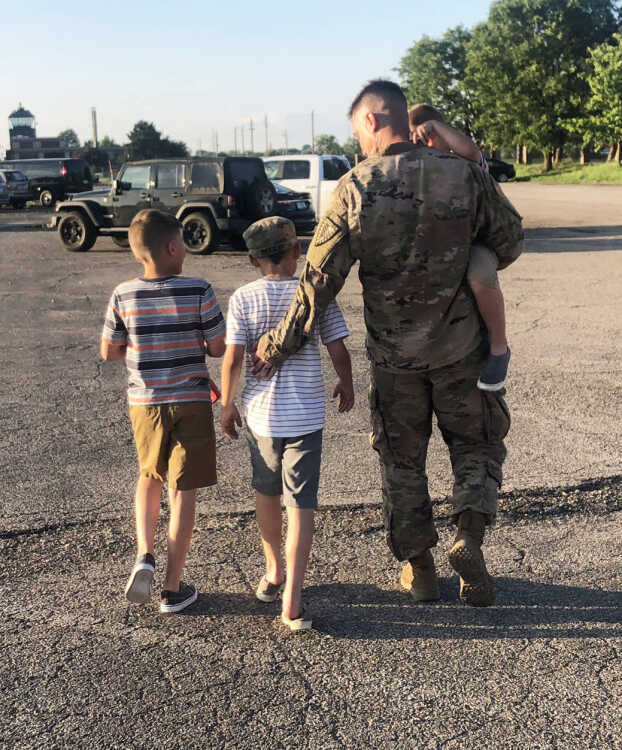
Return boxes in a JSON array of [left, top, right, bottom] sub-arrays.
[[369, 344, 510, 561]]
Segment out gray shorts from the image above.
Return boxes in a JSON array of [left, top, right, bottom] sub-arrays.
[[246, 428, 323, 509]]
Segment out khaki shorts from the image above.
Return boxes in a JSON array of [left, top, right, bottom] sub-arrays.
[[129, 401, 217, 490]]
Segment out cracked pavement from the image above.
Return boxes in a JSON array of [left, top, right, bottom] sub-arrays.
[[1, 186, 621, 749]]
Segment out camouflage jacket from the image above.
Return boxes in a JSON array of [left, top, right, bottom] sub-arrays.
[[257, 141, 523, 371]]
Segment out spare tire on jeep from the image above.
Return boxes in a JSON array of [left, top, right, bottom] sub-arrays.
[[245, 179, 276, 220]]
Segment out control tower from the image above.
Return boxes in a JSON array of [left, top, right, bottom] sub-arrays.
[[9, 104, 36, 140]]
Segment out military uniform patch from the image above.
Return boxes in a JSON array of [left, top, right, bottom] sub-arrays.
[[313, 215, 342, 246]]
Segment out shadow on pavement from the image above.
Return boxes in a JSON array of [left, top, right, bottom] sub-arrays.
[[305, 579, 622, 640], [525, 225, 622, 252]]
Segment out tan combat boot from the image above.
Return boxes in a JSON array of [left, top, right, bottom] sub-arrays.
[[448, 510, 495, 607], [399, 549, 440, 602]]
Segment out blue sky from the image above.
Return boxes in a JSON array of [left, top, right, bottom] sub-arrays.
[[1, 1, 494, 154]]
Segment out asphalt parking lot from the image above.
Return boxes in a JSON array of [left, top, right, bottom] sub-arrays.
[[1, 184, 621, 749]]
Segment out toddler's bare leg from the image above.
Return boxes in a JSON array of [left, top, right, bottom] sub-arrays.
[[164, 488, 196, 592], [135, 476, 163, 557], [282, 508, 315, 620], [255, 492, 285, 585], [469, 280, 507, 356]]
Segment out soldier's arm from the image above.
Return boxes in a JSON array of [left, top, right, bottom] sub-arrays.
[[471, 166, 524, 270], [255, 192, 357, 369]]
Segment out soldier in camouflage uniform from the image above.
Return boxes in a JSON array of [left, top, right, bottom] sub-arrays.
[[253, 80, 523, 607]]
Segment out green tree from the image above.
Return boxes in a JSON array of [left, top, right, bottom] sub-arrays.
[[314, 134, 343, 155], [99, 135, 118, 148], [342, 136, 362, 164], [398, 26, 479, 137], [126, 121, 189, 160], [77, 143, 110, 169], [583, 32, 622, 163], [465, 0, 618, 169], [58, 129, 80, 148]]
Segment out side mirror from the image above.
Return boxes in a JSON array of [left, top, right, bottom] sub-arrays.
[[113, 179, 131, 194]]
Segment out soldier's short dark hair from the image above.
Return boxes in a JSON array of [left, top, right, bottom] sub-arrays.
[[129, 209, 182, 260], [348, 79, 408, 119], [409, 104, 445, 131]]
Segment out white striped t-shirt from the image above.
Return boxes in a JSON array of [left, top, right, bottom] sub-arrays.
[[226, 276, 349, 438]]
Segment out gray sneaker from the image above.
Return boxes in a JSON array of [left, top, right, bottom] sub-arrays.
[[477, 347, 511, 391], [255, 575, 285, 602], [125, 553, 155, 604]]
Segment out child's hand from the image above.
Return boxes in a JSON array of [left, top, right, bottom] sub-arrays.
[[413, 120, 437, 146], [221, 404, 242, 439], [333, 380, 354, 413]]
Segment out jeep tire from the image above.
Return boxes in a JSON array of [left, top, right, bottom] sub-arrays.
[[112, 235, 130, 249], [246, 179, 276, 220], [58, 211, 97, 252], [182, 212, 219, 255]]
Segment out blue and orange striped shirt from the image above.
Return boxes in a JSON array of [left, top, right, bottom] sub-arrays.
[[102, 276, 225, 406]]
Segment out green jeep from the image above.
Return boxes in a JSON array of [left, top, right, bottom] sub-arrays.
[[52, 156, 277, 254]]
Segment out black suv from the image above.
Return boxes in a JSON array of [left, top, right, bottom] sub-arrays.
[[0, 158, 93, 206], [52, 157, 277, 254]]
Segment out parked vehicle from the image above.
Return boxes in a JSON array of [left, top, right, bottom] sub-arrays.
[[263, 154, 350, 219], [271, 180, 315, 234], [52, 157, 277, 253], [0, 180, 8, 207], [0, 158, 93, 206], [487, 158, 515, 182], [0, 169, 32, 208]]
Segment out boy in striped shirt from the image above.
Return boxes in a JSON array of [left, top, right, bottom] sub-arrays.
[[221, 217, 354, 631], [101, 209, 225, 614]]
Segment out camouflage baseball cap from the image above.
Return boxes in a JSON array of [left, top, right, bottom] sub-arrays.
[[243, 216, 297, 258]]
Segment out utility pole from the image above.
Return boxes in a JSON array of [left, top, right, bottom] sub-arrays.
[[282, 129, 288, 155], [264, 115, 269, 155], [249, 118, 255, 154], [311, 110, 315, 154], [91, 107, 98, 148], [241, 126, 245, 154], [233, 127, 237, 154]]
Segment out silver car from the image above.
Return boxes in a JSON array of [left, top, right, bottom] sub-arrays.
[[0, 169, 32, 209]]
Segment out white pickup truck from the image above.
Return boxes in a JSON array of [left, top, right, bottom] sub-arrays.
[[262, 154, 351, 221]]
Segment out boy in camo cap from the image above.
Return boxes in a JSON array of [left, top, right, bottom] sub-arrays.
[[220, 216, 354, 631]]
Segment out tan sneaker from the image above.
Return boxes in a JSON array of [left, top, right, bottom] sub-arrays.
[[280, 609, 313, 632], [448, 511, 495, 607], [400, 549, 440, 602], [255, 575, 285, 603]]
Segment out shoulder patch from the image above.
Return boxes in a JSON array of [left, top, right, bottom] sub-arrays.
[[313, 215, 341, 246]]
